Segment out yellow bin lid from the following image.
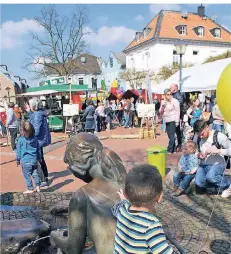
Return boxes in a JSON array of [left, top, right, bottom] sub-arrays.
[[146, 146, 167, 154]]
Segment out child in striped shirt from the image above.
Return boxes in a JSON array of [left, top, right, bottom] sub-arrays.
[[112, 164, 174, 254]]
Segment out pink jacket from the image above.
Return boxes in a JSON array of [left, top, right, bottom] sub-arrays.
[[160, 98, 180, 124]]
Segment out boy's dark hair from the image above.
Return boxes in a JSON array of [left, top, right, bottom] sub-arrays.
[[22, 121, 35, 138], [125, 164, 162, 207], [193, 120, 207, 133]]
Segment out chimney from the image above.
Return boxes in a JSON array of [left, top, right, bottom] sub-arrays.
[[198, 4, 205, 17]]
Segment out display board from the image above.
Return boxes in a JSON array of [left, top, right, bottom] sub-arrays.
[[137, 104, 155, 118], [63, 104, 79, 116]]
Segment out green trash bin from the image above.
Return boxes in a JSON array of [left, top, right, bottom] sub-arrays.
[[146, 146, 167, 177]]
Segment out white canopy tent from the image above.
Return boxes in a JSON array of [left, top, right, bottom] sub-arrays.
[[152, 58, 231, 94]]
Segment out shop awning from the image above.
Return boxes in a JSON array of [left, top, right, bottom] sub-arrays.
[[26, 84, 89, 93]]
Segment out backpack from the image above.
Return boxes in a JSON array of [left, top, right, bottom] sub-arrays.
[[197, 131, 230, 168]]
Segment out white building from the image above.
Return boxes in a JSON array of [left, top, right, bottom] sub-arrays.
[[124, 5, 231, 76]]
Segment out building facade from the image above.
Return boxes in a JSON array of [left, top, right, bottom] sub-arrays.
[[46, 54, 102, 90], [0, 66, 28, 105], [124, 5, 231, 76], [99, 52, 126, 90]]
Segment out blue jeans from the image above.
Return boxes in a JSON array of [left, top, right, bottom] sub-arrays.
[[22, 162, 40, 190], [173, 172, 195, 190], [123, 113, 130, 127], [212, 124, 224, 132], [195, 164, 230, 190]]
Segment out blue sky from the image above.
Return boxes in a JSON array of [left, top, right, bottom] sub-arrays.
[[1, 4, 231, 86]]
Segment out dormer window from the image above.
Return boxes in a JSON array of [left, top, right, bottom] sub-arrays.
[[210, 28, 221, 38], [198, 26, 204, 37], [214, 28, 221, 38], [176, 25, 187, 35], [135, 32, 143, 41], [193, 26, 204, 37], [143, 27, 152, 38]]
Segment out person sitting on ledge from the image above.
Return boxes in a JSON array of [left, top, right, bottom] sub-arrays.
[[173, 141, 199, 197], [194, 120, 231, 195], [112, 164, 174, 254]]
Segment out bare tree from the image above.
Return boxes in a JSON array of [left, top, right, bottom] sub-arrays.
[[24, 5, 90, 79], [120, 69, 147, 89]]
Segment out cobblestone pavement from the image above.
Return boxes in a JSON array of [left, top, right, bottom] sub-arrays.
[[1, 187, 230, 254], [1, 130, 230, 253]]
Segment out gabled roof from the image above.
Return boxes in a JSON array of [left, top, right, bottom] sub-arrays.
[[124, 10, 231, 52], [46, 53, 101, 76], [113, 52, 126, 65]]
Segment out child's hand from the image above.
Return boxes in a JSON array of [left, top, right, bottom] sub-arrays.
[[190, 168, 197, 174], [117, 189, 126, 200], [199, 153, 207, 159]]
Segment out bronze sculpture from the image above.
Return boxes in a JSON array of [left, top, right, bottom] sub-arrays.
[[50, 133, 126, 254]]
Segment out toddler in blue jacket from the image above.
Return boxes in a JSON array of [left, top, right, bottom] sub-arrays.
[[16, 121, 41, 193]]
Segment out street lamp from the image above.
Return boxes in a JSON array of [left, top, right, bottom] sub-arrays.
[[5, 87, 11, 103], [175, 44, 187, 91]]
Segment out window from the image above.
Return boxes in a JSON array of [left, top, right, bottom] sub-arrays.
[[198, 26, 204, 37], [176, 25, 187, 35], [78, 78, 84, 85], [173, 55, 179, 64], [214, 28, 221, 38], [92, 78, 97, 89], [193, 51, 198, 55], [109, 57, 113, 67]]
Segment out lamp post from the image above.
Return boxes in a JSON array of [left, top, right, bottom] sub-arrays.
[[175, 44, 187, 91], [5, 87, 11, 103]]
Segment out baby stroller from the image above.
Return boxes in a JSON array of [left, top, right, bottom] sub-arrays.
[[68, 115, 85, 137]]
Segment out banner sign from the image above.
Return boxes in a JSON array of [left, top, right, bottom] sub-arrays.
[[137, 104, 155, 118], [45, 76, 66, 86], [63, 104, 79, 116]]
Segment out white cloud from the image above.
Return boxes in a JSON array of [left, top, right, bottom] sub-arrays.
[[135, 15, 144, 22], [84, 26, 135, 47], [0, 19, 44, 49], [149, 4, 181, 14], [97, 16, 109, 22]]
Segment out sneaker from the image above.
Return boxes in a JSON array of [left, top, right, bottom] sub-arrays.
[[40, 181, 48, 187], [221, 188, 231, 198]]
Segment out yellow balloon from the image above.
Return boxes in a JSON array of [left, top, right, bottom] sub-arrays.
[[217, 63, 231, 124]]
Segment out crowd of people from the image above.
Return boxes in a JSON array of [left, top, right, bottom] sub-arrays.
[[159, 84, 231, 198], [1, 86, 231, 198], [80, 96, 148, 133]]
